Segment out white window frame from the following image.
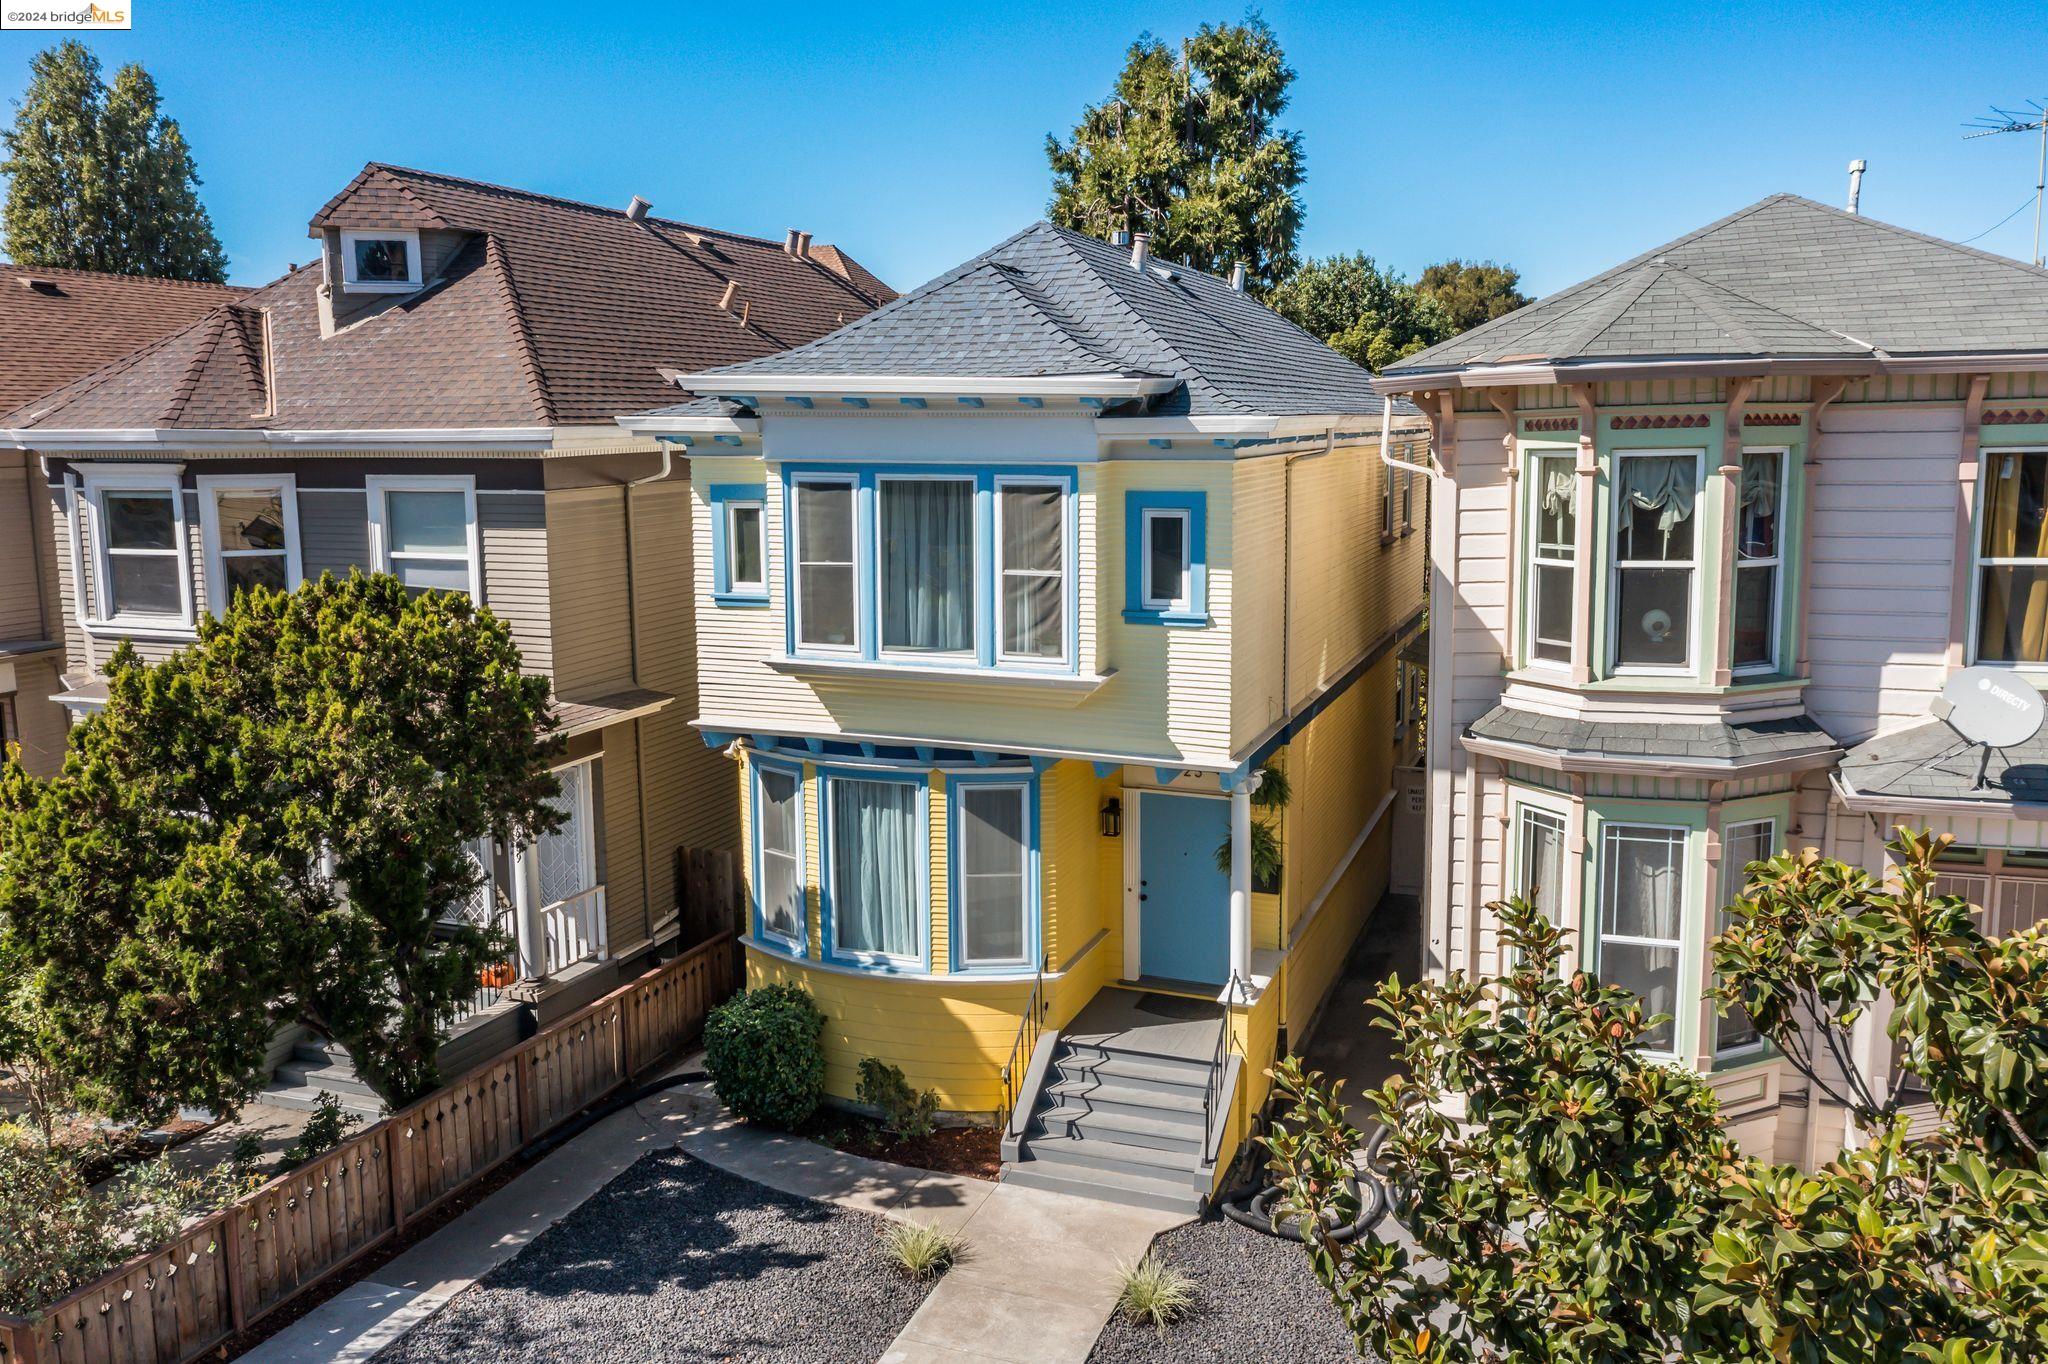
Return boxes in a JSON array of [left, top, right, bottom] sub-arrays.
[[1401, 468, 1417, 530], [955, 779, 1032, 969], [874, 471, 979, 662], [823, 772, 929, 971], [994, 474, 1072, 667], [1969, 445, 2048, 667], [1595, 821, 1690, 1061], [754, 762, 806, 955], [1523, 447, 1577, 671], [1514, 803, 1571, 922], [789, 474, 862, 655], [1716, 816, 1775, 1059], [338, 229, 424, 294], [1732, 447, 1787, 677], [1608, 448, 1705, 676], [365, 474, 481, 599], [724, 497, 766, 596], [81, 464, 195, 633], [540, 755, 601, 906], [1140, 506, 1194, 613], [197, 474, 303, 618]]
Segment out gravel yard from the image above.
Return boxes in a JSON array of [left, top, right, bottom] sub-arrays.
[[378, 1149, 935, 1364], [1088, 1213, 1371, 1364]]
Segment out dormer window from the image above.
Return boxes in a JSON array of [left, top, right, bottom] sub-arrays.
[[339, 229, 423, 293]]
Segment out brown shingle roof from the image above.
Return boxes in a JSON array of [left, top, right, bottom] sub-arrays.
[[0, 264, 246, 415], [9, 163, 895, 431]]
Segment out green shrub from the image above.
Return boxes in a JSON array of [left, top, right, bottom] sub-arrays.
[[856, 1057, 939, 1139], [879, 1220, 962, 1280], [279, 1092, 360, 1169], [704, 983, 827, 1128]]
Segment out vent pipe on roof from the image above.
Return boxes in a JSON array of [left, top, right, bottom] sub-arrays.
[[717, 281, 738, 312], [795, 231, 812, 258], [784, 228, 801, 254], [1846, 159, 1867, 214], [1228, 262, 1247, 292], [626, 195, 652, 221], [1130, 232, 1151, 272]]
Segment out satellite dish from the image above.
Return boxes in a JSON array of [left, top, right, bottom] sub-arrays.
[[1940, 667, 2046, 748], [1937, 667, 2046, 791]]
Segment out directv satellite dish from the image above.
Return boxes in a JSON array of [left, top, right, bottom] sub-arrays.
[[1936, 666, 2046, 790]]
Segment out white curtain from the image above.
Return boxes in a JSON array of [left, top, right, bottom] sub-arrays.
[[881, 480, 973, 652], [1540, 464, 1576, 519], [1618, 456, 1698, 547], [1739, 453, 1780, 517], [832, 780, 921, 958]]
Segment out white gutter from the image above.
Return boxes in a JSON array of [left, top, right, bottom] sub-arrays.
[[4, 426, 555, 451], [668, 373, 1179, 401], [614, 413, 762, 437]]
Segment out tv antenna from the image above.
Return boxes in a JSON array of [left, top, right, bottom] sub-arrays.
[[1966, 100, 2048, 267]]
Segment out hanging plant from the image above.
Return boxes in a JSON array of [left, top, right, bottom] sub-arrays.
[[1215, 819, 1283, 893]]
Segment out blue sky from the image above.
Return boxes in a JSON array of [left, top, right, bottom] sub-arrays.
[[1, 0, 2043, 298]]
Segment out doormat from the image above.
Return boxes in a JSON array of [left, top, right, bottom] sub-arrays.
[[1134, 992, 1219, 1021]]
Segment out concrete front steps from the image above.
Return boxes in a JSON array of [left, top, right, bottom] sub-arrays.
[[1002, 1035, 1216, 1213], [259, 1038, 385, 1120]]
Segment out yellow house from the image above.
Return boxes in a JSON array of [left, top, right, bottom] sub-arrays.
[[625, 223, 1427, 1209]]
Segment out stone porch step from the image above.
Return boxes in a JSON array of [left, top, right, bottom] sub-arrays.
[[1000, 1159, 1204, 1214], [1034, 1103, 1204, 1155], [1049, 1051, 1214, 1098], [1041, 1076, 1207, 1128]]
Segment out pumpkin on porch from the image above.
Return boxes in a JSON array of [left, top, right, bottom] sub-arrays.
[[479, 961, 516, 990]]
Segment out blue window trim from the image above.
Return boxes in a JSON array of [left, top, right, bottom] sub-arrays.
[[816, 763, 932, 972], [780, 463, 1079, 673], [709, 482, 769, 605], [1123, 490, 1208, 626], [749, 755, 807, 958], [947, 770, 1042, 974]]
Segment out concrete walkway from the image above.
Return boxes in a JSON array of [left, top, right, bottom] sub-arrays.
[[239, 1065, 1183, 1364]]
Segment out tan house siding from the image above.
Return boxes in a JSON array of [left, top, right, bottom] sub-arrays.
[[542, 486, 633, 697], [477, 492, 552, 677], [597, 721, 648, 951], [298, 490, 371, 581]]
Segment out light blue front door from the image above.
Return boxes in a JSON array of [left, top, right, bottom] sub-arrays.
[[1137, 791, 1231, 985]]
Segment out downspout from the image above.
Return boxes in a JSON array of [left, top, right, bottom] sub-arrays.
[[622, 444, 673, 951], [1378, 395, 1438, 478], [63, 469, 94, 675], [27, 456, 51, 657]]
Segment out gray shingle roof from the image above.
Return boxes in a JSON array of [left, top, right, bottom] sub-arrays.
[[1389, 194, 2048, 377], [1838, 719, 2048, 806], [656, 221, 1397, 420], [1466, 705, 1841, 769]]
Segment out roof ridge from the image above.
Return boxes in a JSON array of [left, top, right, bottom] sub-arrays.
[[1524, 263, 1672, 359], [983, 263, 1136, 372], [159, 310, 230, 425], [482, 234, 557, 424], [1035, 225, 1236, 410], [1665, 264, 1877, 352], [1662, 267, 1767, 352], [0, 261, 248, 293], [1767, 192, 2048, 287]]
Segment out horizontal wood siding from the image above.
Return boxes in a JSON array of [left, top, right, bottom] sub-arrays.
[[598, 723, 648, 952], [0, 453, 47, 639], [296, 490, 370, 581], [478, 493, 551, 677], [544, 488, 633, 697]]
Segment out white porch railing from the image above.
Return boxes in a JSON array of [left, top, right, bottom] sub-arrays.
[[543, 885, 608, 976]]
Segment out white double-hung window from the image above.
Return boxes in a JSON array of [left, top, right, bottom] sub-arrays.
[[1525, 450, 1576, 666], [755, 765, 804, 951], [792, 477, 858, 651], [955, 781, 1031, 968], [1732, 450, 1786, 673], [199, 475, 302, 615], [878, 475, 975, 657], [1595, 822, 1688, 1057], [1976, 448, 2048, 664], [1611, 451, 1701, 672], [826, 774, 925, 967], [367, 475, 479, 598], [997, 480, 1066, 662], [1515, 804, 1569, 923], [1716, 817, 1774, 1056], [82, 466, 193, 630], [1141, 507, 1193, 613]]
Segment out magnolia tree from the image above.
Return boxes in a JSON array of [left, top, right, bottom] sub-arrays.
[[0, 572, 560, 1115], [1268, 831, 2048, 1362]]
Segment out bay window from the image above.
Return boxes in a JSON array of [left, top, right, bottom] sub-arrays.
[[1525, 451, 1576, 665], [879, 476, 974, 656], [998, 481, 1065, 661], [755, 764, 804, 950], [826, 774, 925, 966], [1596, 823, 1688, 1055], [1977, 449, 2048, 664], [1716, 818, 1774, 1055], [199, 475, 301, 615], [83, 467, 192, 628], [786, 467, 1075, 670], [367, 476, 478, 597], [955, 781, 1031, 968], [1733, 450, 1785, 673], [793, 478, 858, 649], [1611, 452, 1700, 671]]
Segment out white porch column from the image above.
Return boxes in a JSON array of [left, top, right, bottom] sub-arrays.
[[1227, 779, 1256, 991], [513, 838, 546, 981]]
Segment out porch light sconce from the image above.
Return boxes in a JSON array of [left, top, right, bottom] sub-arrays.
[[1101, 798, 1123, 838]]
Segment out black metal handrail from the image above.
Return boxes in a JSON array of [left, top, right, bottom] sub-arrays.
[[1203, 970, 1247, 1163], [997, 953, 1050, 1137]]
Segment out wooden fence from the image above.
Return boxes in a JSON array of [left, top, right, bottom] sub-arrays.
[[0, 931, 738, 1364], [673, 846, 744, 964]]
